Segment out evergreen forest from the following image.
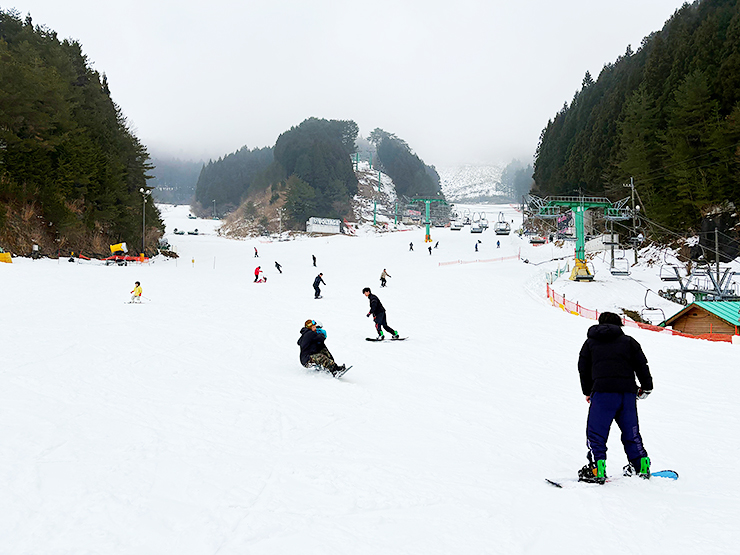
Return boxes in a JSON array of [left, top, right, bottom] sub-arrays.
[[0, 9, 161, 256], [500, 160, 535, 203], [194, 118, 360, 227], [274, 118, 359, 226], [533, 0, 740, 233], [193, 146, 274, 216], [368, 129, 443, 199]]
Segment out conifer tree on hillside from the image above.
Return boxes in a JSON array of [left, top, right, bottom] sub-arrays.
[[0, 9, 161, 254], [274, 118, 359, 225], [368, 128, 442, 199], [533, 0, 740, 232], [194, 146, 273, 215]]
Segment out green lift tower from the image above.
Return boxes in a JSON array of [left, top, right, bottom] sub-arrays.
[[411, 197, 448, 242], [526, 195, 632, 281]]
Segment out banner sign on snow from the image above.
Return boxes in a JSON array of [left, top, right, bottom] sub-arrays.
[[306, 217, 341, 234]]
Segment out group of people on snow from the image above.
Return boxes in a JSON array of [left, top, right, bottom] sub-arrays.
[[298, 287, 399, 375], [145, 234, 654, 484]]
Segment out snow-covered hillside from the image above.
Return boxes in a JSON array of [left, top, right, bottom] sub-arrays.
[[438, 164, 506, 201], [2, 204, 738, 554]]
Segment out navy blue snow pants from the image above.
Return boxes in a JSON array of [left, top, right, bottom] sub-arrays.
[[586, 391, 648, 463], [373, 311, 396, 336]]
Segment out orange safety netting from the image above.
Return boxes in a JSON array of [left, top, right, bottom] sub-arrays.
[[546, 283, 736, 343]]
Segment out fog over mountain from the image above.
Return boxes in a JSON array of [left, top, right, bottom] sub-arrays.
[[438, 165, 506, 202]]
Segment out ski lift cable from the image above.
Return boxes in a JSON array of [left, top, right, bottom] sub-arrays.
[[637, 214, 735, 262]]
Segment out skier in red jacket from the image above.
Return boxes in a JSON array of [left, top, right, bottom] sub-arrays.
[[254, 266, 265, 283]]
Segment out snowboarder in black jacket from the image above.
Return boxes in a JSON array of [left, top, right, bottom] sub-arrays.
[[297, 319, 346, 375], [577, 312, 653, 483], [363, 287, 399, 340], [313, 273, 325, 298]]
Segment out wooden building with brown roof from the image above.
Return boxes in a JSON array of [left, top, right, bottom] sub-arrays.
[[661, 301, 740, 337]]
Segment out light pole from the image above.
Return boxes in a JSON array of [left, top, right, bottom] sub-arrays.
[[140, 187, 151, 255]]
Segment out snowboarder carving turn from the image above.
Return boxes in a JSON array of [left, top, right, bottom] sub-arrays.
[[313, 273, 325, 298], [363, 287, 399, 340], [297, 319, 348, 377], [577, 312, 653, 484]]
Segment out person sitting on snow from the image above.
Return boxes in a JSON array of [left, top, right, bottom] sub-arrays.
[[297, 319, 346, 376]]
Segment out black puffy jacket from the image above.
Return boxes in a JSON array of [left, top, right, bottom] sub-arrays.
[[367, 293, 385, 317], [578, 324, 653, 395], [297, 326, 325, 366]]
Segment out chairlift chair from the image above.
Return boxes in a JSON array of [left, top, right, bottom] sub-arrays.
[[494, 221, 511, 235], [640, 291, 665, 325], [640, 307, 666, 325], [610, 257, 630, 276], [659, 265, 681, 282]]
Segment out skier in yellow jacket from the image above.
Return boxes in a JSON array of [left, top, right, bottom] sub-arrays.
[[130, 281, 142, 303]]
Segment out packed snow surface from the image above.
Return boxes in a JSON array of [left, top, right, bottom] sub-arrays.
[[2, 203, 738, 554]]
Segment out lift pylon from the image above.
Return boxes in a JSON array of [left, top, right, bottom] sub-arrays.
[[526, 195, 632, 281]]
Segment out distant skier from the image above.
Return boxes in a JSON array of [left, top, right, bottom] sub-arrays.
[[254, 266, 263, 282], [577, 312, 653, 484], [380, 268, 391, 287], [497, 240, 500, 248], [312, 254, 317, 267], [409, 242, 413, 251], [363, 287, 399, 340], [254, 247, 259, 258], [313, 273, 325, 298], [434, 241, 439, 249], [428, 245, 432, 255], [275, 261, 282, 273], [297, 319, 347, 376], [475, 242, 478, 252], [130, 281, 142, 303]]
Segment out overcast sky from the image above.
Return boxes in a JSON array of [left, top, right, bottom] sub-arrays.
[[9, 0, 689, 167]]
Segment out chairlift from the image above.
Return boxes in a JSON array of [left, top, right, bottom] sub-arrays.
[[640, 307, 666, 325], [659, 265, 680, 282], [573, 261, 595, 281], [641, 291, 666, 325], [495, 221, 511, 235], [610, 257, 630, 276]]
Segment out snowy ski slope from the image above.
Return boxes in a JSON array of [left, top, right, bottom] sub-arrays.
[[1, 203, 738, 554]]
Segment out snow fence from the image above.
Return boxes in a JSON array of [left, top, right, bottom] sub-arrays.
[[546, 283, 738, 344]]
